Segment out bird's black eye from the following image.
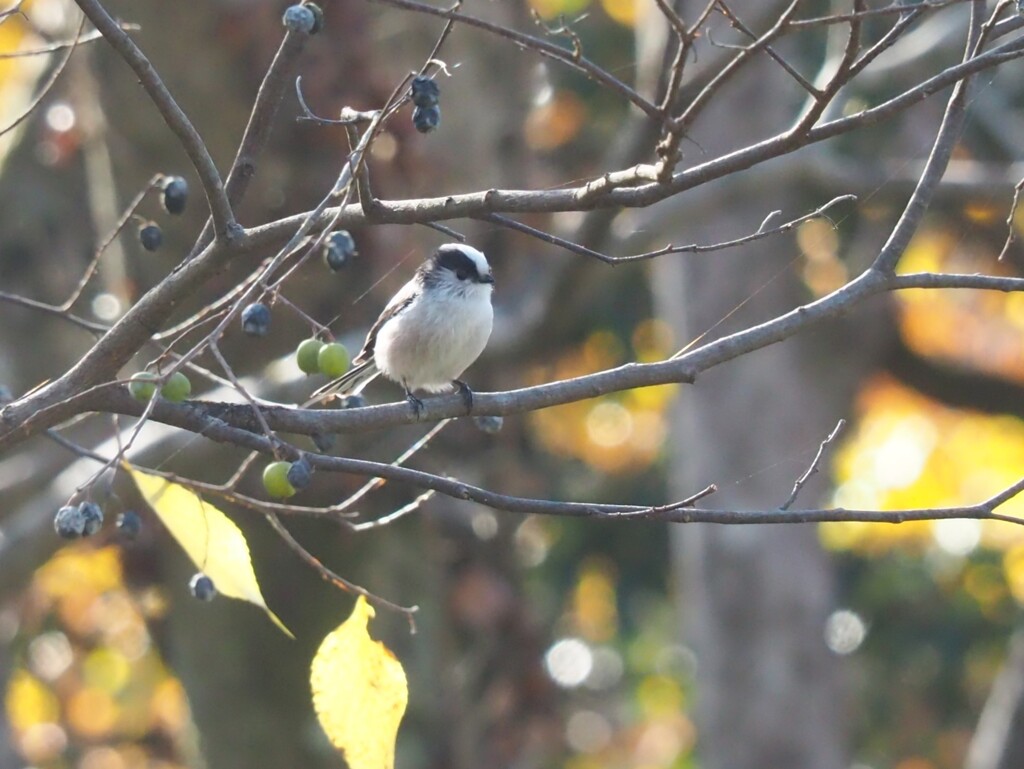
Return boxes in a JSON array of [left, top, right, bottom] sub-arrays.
[[456, 269, 469, 281]]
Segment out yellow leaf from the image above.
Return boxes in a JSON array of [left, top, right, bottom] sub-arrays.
[[125, 465, 292, 638], [311, 596, 408, 769]]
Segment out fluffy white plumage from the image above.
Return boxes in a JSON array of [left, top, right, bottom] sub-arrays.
[[314, 244, 494, 407]]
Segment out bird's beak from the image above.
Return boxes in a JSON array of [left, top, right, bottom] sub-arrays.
[[480, 274, 495, 284]]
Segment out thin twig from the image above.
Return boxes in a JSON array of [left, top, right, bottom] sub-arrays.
[[0, 24, 140, 58], [779, 419, 846, 511], [481, 195, 855, 263], [341, 419, 452, 513], [72, 0, 236, 241], [209, 343, 278, 448], [60, 175, 161, 310], [0, 290, 108, 333], [872, 0, 984, 275], [189, 16, 313, 256], [0, 14, 85, 139], [368, 0, 663, 121], [265, 512, 420, 625], [351, 489, 436, 531]]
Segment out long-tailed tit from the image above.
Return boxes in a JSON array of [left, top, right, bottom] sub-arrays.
[[313, 243, 495, 414]]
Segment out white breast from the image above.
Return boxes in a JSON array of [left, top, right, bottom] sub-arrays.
[[374, 284, 493, 393]]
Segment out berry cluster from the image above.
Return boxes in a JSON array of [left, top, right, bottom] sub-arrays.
[[410, 76, 441, 134], [129, 370, 192, 403], [54, 502, 104, 539], [263, 456, 314, 499], [296, 338, 350, 377], [134, 175, 189, 253]]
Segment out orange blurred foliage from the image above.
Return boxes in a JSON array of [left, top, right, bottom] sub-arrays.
[[525, 90, 588, 151], [898, 229, 1024, 383], [4, 545, 194, 766], [528, 323, 677, 474], [825, 376, 1024, 553]]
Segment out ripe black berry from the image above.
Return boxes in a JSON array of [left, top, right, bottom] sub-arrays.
[[241, 303, 271, 337], [116, 511, 142, 540], [323, 230, 357, 271], [160, 176, 189, 215], [189, 573, 217, 602], [307, 3, 324, 33], [54, 505, 85, 539], [410, 76, 440, 108], [340, 394, 368, 409], [282, 4, 315, 33], [412, 104, 441, 134], [78, 502, 104, 536], [138, 223, 163, 252], [286, 457, 313, 490]]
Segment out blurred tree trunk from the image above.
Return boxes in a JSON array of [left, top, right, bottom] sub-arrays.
[[649, 2, 884, 765], [653, 187, 865, 769], [965, 631, 1024, 769]]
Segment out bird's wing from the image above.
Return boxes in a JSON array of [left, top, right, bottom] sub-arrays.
[[352, 282, 418, 364]]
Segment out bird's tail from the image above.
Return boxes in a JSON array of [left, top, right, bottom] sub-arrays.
[[307, 360, 380, 405]]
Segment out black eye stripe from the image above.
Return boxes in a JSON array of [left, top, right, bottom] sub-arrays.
[[435, 247, 482, 280]]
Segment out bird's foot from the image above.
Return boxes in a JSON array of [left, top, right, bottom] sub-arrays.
[[453, 380, 474, 411], [405, 389, 425, 419]]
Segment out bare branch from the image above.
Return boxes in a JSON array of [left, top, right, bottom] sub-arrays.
[[60, 175, 162, 311], [265, 512, 420, 623], [71, 0, 237, 242], [190, 18, 314, 255], [0, 22, 138, 59], [872, 0, 984, 274], [779, 419, 846, 511], [368, 0, 663, 120]]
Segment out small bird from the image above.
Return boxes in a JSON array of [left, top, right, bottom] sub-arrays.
[[313, 243, 495, 414]]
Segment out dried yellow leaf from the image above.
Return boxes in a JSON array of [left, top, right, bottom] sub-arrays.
[[125, 464, 292, 638], [311, 596, 408, 769]]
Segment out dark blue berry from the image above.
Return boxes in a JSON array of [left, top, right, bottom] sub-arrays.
[[473, 415, 504, 434], [79, 502, 104, 536], [410, 76, 440, 108], [307, 3, 324, 32], [161, 176, 189, 215], [340, 394, 368, 409], [312, 432, 336, 453], [241, 303, 271, 337], [286, 457, 313, 490], [412, 104, 441, 134], [323, 230, 357, 271], [189, 573, 217, 602], [138, 223, 163, 252], [54, 505, 85, 539], [116, 511, 142, 540], [282, 4, 315, 33]]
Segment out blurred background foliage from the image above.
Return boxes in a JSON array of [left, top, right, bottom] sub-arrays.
[[3, 1, 1024, 769]]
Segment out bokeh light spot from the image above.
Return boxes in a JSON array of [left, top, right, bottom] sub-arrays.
[[545, 638, 593, 688], [824, 609, 866, 655]]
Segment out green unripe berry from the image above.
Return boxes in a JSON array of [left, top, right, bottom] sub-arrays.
[[129, 372, 159, 402], [296, 338, 325, 375], [317, 342, 350, 378], [263, 461, 297, 499], [161, 371, 192, 403]]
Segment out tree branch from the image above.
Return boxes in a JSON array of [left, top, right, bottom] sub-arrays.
[[71, 0, 237, 242]]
